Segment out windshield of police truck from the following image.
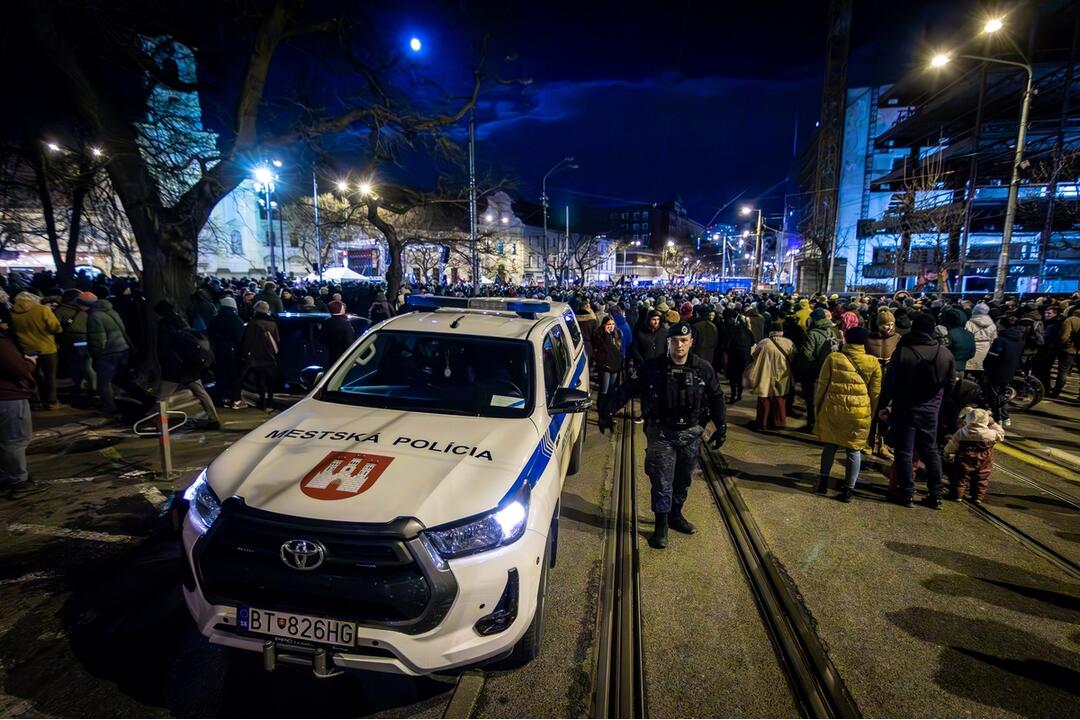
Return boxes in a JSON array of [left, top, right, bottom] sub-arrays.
[[318, 331, 534, 418]]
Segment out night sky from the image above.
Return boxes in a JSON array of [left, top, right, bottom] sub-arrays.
[[354, 0, 978, 225], [186, 0, 979, 226]]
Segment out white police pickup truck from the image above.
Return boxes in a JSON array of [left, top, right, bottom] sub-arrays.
[[179, 297, 590, 676]]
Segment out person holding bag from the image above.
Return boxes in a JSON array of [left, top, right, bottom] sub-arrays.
[[240, 301, 281, 412], [744, 321, 794, 431], [813, 326, 882, 502]]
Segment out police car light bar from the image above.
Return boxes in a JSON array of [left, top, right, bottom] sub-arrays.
[[469, 298, 551, 314], [403, 295, 469, 310], [403, 295, 551, 317]]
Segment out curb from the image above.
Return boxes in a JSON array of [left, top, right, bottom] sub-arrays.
[[999, 440, 1080, 481], [30, 415, 114, 445]]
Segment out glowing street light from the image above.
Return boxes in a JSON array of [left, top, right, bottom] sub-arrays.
[[90, 146, 102, 157], [358, 181, 372, 196], [666, 239, 675, 247], [254, 166, 274, 185], [484, 212, 494, 223], [336, 180, 349, 192], [272, 159, 283, 168], [924, 29, 1033, 300], [740, 206, 753, 216], [46, 142, 60, 152], [409, 37, 422, 52]]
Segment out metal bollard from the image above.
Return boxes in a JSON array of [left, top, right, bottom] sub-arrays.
[[158, 401, 173, 485]]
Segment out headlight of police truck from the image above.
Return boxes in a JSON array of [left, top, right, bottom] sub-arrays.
[[183, 469, 221, 533], [425, 484, 530, 559]]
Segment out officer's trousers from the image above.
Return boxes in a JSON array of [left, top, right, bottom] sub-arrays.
[[644, 424, 703, 513]]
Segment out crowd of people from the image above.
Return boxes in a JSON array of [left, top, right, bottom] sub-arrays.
[[1, 266, 1078, 504], [564, 285, 1078, 509]]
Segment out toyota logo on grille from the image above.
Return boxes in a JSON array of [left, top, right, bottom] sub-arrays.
[[280, 539, 326, 571]]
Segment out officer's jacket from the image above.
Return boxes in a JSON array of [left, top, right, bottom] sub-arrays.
[[612, 354, 726, 430]]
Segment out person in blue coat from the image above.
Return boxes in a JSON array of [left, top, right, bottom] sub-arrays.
[[611, 305, 633, 359]]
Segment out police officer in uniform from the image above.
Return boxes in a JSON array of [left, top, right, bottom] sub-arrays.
[[601, 321, 726, 549]]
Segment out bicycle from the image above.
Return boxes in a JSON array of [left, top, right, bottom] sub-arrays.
[[1006, 357, 1044, 412]]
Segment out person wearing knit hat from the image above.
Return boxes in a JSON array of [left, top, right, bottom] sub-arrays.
[[794, 297, 812, 328], [209, 295, 244, 407], [965, 302, 997, 380]]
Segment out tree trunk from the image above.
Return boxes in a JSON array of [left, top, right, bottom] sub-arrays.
[[366, 201, 404, 304]]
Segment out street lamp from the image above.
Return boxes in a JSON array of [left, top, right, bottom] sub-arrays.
[[928, 32, 1032, 301], [741, 207, 764, 288], [541, 156, 577, 286], [621, 239, 640, 282], [253, 165, 278, 276]]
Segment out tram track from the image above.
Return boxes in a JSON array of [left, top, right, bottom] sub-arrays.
[[591, 411, 646, 718], [700, 445, 860, 719], [964, 457, 1080, 579]]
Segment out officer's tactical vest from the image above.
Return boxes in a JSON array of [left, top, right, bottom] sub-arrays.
[[659, 361, 707, 429]]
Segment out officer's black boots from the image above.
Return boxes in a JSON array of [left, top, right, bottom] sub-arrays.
[[649, 513, 669, 549], [816, 476, 829, 494], [669, 503, 697, 534]]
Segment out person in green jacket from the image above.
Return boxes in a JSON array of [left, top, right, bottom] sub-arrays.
[[56, 290, 97, 401], [795, 308, 839, 432], [939, 306, 975, 374], [11, 291, 62, 408], [87, 298, 133, 415]]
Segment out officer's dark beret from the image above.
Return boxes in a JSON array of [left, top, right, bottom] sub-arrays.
[[667, 321, 693, 338]]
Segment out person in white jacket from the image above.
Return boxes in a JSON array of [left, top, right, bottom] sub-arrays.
[[964, 303, 997, 380], [944, 406, 1005, 503], [745, 321, 795, 431]]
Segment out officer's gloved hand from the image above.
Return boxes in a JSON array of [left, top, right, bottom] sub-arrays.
[[708, 424, 726, 449]]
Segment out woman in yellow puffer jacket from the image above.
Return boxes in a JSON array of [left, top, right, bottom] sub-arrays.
[[813, 326, 882, 501]]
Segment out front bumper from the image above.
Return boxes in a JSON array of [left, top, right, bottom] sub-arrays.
[[181, 511, 547, 675]]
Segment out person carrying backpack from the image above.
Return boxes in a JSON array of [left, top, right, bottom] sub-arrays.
[[240, 300, 281, 411], [877, 312, 956, 509], [155, 300, 220, 430], [795, 307, 839, 432]]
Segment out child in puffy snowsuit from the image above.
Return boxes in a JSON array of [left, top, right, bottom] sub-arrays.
[[943, 407, 1005, 503]]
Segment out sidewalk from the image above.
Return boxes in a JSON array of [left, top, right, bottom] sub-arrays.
[[29, 388, 306, 448]]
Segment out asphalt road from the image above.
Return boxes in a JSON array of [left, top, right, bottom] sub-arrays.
[[1, 395, 1076, 717], [0, 407, 618, 718]]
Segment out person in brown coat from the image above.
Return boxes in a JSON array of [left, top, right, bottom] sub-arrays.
[[865, 307, 899, 458]]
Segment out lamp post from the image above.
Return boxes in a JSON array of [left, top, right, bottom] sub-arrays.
[[621, 239, 640, 283], [741, 206, 764, 289], [254, 166, 276, 277], [312, 170, 323, 282], [929, 18, 1032, 301], [541, 157, 577, 286]]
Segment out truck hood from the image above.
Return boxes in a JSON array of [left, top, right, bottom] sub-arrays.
[[205, 399, 540, 527]]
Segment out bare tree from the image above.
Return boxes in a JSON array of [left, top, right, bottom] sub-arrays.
[[13, 0, 491, 311]]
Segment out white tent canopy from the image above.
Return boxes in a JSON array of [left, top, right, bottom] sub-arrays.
[[304, 266, 370, 283]]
